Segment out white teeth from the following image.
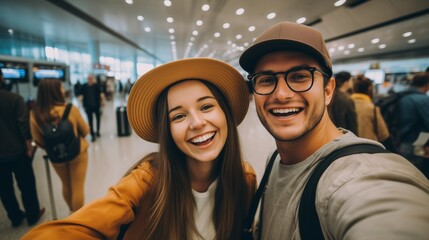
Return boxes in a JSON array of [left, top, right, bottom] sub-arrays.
[[190, 132, 215, 143], [272, 108, 300, 114]]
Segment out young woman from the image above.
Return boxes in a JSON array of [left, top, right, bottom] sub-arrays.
[[29, 79, 90, 213], [23, 58, 256, 240]]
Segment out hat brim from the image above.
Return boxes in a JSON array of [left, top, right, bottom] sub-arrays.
[[239, 39, 333, 76], [127, 58, 250, 143]]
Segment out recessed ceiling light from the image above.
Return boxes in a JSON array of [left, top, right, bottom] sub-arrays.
[[244, 42, 249, 47], [296, 17, 306, 24], [348, 43, 355, 49], [267, 13, 276, 20], [236, 8, 245, 15], [8, 29, 13, 34], [167, 17, 174, 23], [169, 28, 175, 33], [192, 30, 199, 36], [145, 27, 151, 32], [196, 20, 203, 26], [214, 32, 221, 38], [164, 0, 171, 7], [232, 43, 237, 48], [137, 15, 144, 21], [408, 39, 416, 44], [202, 4, 210, 11], [248, 26, 255, 32], [329, 48, 335, 53], [236, 34, 242, 40], [337, 45, 345, 51], [125, 0, 133, 5], [402, 32, 412, 37], [358, 47, 365, 52], [170, 35, 175, 40], [334, 0, 346, 7], [371, 38, 380, 44], [223, 23, 230, 29], [378, 44, 386, 49]]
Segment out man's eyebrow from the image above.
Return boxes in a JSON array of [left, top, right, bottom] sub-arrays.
[[168, 96, 215, 114]]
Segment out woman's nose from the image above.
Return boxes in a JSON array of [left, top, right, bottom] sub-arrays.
[[189, 113, 206, 129]]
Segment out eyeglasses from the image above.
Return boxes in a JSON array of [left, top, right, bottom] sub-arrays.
[[247, 66, 329, 95]]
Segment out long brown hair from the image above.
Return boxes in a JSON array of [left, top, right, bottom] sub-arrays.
[[144, 80, 250, 240], [33, 79, 65, 126]]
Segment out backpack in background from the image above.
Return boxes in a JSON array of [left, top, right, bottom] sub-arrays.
[[374, 90, 414, 151], [42, 103, 80, 163]]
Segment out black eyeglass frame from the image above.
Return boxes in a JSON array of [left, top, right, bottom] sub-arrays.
[[247, 66, 330, 95]]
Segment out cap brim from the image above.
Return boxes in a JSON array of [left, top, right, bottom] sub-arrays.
[[240, 39, 332, 76], [127, 58, 250, 143]]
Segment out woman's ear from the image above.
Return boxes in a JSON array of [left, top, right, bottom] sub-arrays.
[[325, 77, 335, 106]]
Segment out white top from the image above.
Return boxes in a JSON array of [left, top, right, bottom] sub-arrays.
[[191, 179, 218, 240]]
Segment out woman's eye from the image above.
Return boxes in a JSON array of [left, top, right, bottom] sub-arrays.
[[171, 114, 185, 121], [201, 104, 214, 111]]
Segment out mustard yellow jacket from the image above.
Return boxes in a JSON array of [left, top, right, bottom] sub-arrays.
[[22, 160, 256, 239]]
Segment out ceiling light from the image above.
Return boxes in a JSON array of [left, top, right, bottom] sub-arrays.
[[190, 37, 195, 41], [125, 0, 133, 4], [167, 17, 174, 23], [169, 28, 175, 33], [348, 43, 355, 49], [337, 45, 345, 51], [371, 38, 380, 44], [214, 32, 220, 38], [137, 15, 144, 21], [145, 27, 151, 32], [192, 30, 199, 36], [244, 42, 249, 47], [358, 47, 365, 52], [236, 8, 245, 15], [248, 26, 255, 32], [8, 29, 13, 35], [232, 43, 237, 48], [267, 13, 276, 20], [236, 34, 242, 40], [196, 20, 203, 26], [408, 39, 416, 44], [202, 4, 210, 11], [296, 17, 306, 24], [344, 50, 350, 55], [329, 48, 335, 53], [223, 23, 230, 29], [170, 35, 175, 40], [402, 32, 412, 37], [171, 41, 176, 46], [378, 44, 386, 49], [334, 0, 346, 7], [164, 0, 172, 7]]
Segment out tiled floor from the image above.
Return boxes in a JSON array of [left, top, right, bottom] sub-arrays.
[[0, 93, 275, 239]]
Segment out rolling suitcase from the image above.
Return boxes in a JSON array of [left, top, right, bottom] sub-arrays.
[[116, 106, 131, 137]]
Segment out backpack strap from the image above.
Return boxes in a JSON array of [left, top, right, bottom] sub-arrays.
[[243, 149, 278, 237], [299, 144, 389, 240], [62, 103, 73, 120]]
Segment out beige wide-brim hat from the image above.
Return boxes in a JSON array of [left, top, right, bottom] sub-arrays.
[[127, 58, 250, 143]]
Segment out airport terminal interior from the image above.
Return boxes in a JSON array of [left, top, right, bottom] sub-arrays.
[[1, 0, 429, 238]]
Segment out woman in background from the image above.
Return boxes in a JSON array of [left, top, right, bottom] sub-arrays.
[[23, 58, 256, 240], [30, 79, 89, 213]]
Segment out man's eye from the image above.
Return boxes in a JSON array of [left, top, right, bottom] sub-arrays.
[[256, 75, 276, 85]]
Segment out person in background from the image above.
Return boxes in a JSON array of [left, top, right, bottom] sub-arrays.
[[22, 58, 256, 240], [239, 21, 429, 239], [0, 68, 45, 227], [30, 79, 90, 213], [80, 74, 105, 142], [351, 75, 394, 150], [328, 71, 358, 134], [397, 72, 429, 177]]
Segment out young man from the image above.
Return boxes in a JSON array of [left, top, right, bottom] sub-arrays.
[[239, 22, 429, 239]]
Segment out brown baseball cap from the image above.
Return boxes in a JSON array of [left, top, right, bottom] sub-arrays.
[[239, 22, 332, 76], [127, 58, 250, 143]]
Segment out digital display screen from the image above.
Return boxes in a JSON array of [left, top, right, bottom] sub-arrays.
[[364, 69, 385, 85], [0, 61, 29, 82], [34, 69, 64, 79]]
